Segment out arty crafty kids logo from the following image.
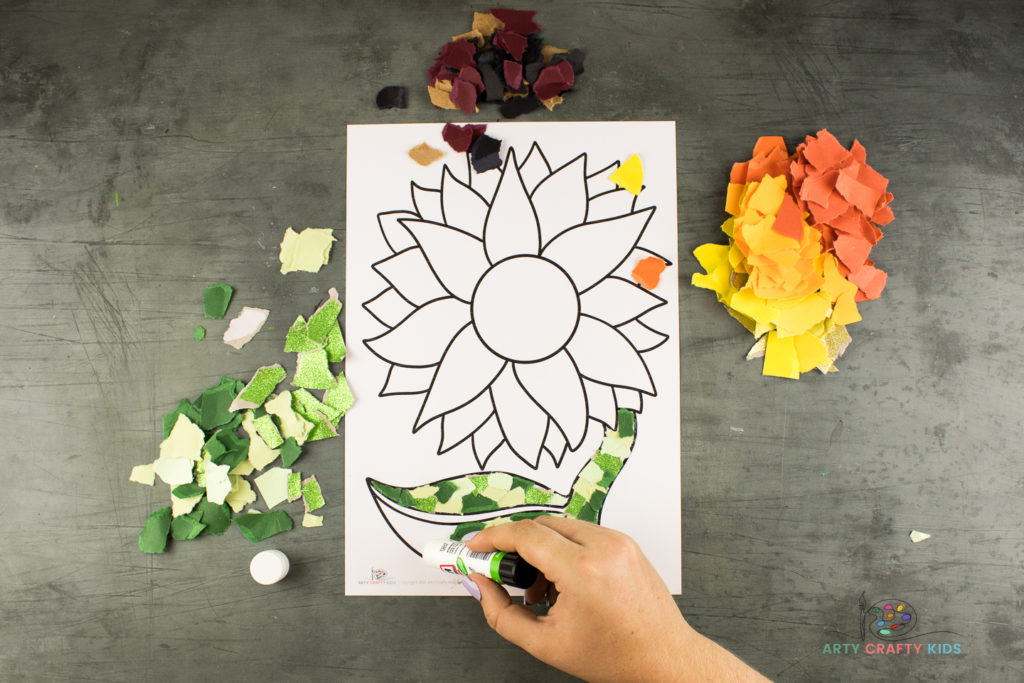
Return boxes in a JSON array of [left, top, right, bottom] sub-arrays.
[[822, 597, 963, 656], [357, 567, 397, 586]]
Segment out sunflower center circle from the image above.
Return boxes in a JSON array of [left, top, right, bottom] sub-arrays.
[[471, 256, 580, 363]]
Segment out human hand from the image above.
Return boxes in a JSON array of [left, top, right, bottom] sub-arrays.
[[465, 517, 766, 682]]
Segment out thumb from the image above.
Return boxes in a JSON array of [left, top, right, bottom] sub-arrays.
[[470, 574, 545, 652]]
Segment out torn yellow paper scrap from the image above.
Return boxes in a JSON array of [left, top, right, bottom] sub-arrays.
[[225, 475, 257, 513], [171, 492, 202, 518], [793, 332, 829, 373], [408, 142, 444, 167], [608, 154, 643, 195], [229, 457, 255, 477], [153, 458, 194, 487], [540, 95, 564, 111], [773, 292, 831, 338], [159, 414, 204, 462], [254, 467, 292, 509], [129, 463, 155, 486], [471, 11, 504, 37], [278, 227, 336, 275], [302, 513, 323, 528], [763, 331, 799, 379], [203, 455, 232, 505], [265, 392, 313, 445], [427, 84, 458, 110], [241, 411, 280, 470], [831, 290, 862, 325]]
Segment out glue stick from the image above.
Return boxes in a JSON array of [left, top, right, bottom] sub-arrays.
[[423, 539, 538, 588]]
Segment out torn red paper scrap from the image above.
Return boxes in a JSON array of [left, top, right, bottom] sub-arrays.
[[632, 256, 667, 290], [532, 60, 574, 101], [442, 123, 486, 152], [223, 307, 270, 350], [493, 29, 527, 60], [489, 8, 540, 34], [503, 60, 523, 90]]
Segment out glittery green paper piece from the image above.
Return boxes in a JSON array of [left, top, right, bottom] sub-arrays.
[[170, 514, 206, 540], [305, 419, 337, 442], [279, 437, 302, 468], [305, 293, 341, 343], [292, 388, 342, 423], [195, 499, 232, 536], [301, 475, 325, 512], [293, 348, 334, 390], [287, 472, 302, 501], [202, 283, 234, 319], [193, 326, 206, 341], [253, 414, 284, 448], [323, 374, 354, 422], [324, 322, 346, 362], [138, 507, 172, 554], [234, 510, 293, 542], [172, 482, 205, 499], [233, 364, 286, 410], [284, 316, 320, 353]]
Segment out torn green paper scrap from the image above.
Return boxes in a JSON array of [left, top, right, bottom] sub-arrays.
[[305, 288, 342, 343], [138, 507, 172, 554], [279, 227, 335, 274], [287, 471, 302, 502], [193, 326, 206, 341], [292, 388, 342, 423], [196, 378, 239, 431], [203, 283, 234, 319], [324, 322, 346, 362], [252, 413, 284, 449], [293, 348, 334, 390], [242, 411, 280, 469], [284, 316, 320, 352], [230, 364, 287, 412], [172, 482, 204, 499], [301, 475, 325, 512], [234, 510, 293, 542], [194, 499, 232, 536], [279, 437, 302, 468], [323, 374, 354, 422], [170, 514, 206, 541]]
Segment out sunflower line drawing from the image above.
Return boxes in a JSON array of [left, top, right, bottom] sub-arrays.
[[362, 143, 670, 475]]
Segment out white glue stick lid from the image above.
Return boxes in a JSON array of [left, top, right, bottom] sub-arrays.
[[249, 549, 290, 585]]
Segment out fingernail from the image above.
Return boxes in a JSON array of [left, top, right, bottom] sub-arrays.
[[460, 576, 481, 601], [461, 530, 479, 542]]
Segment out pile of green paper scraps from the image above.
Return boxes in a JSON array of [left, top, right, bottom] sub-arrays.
[[131, 288, 353, 553]]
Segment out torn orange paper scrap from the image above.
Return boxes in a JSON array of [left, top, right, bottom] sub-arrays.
[[691, 132, 893, 379], [427, 83, 458, 110], [408, 142, 444, 167], [609, 154, 643, 195], [632, 256, 667, 290]]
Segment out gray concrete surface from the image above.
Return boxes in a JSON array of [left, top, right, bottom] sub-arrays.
[[1, 1, 1021, 681]]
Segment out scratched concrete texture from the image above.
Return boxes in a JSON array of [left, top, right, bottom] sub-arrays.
[[1, 1, 1021, 681]]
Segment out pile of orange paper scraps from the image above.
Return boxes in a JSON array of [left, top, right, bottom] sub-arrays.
[[692, 131, 894, 379]]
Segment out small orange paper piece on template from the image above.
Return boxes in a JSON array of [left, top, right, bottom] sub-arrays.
[[632, 256, 667, 290], [609, 154, 644, 195]]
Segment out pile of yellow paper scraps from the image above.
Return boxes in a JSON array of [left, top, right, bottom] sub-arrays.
[[692, 131, 894, 379]]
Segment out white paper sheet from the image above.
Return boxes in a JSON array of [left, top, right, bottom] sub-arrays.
[[345, 122, 681, 595]]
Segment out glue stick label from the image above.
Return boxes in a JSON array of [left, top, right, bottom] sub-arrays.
[[423, 539, 506, 583]]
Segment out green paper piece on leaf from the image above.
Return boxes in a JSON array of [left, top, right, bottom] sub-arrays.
[[293, 348, 334, 389], [172, 482, 205, 499], [170, 514, 206, 540], [234, 510, 293, 542], [138, 507, 172, 554], [616, 409, 635, 437], [202, 283, 234, 319], [195, 499, 232, 536], [279, 437, 302, 468], [434, 480, 458, 504], [193, 326, 206, 341]]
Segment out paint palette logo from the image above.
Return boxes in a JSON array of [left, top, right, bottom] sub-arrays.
[[370, 567, 389, 581], [866, 599, 917, 639]]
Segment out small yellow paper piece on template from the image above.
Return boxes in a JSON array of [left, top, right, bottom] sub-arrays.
[[279, 227, 335, 274], [608, 154, 644, 195], [408, 142, 444, 167]]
